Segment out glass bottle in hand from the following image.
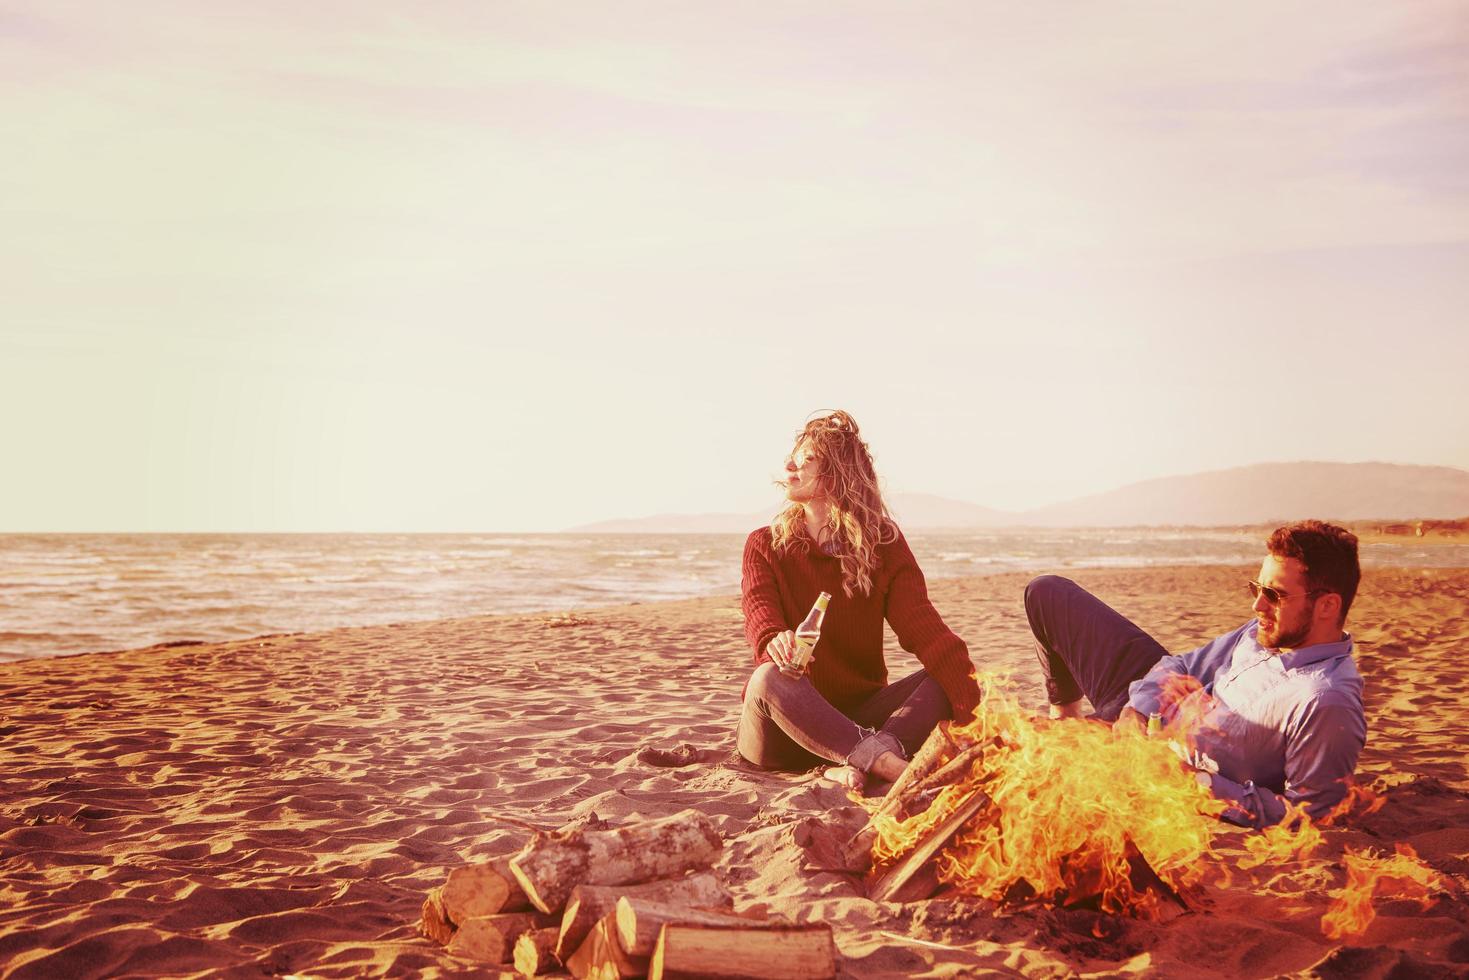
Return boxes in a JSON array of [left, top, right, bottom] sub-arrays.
[[789, 591, 831, 672]]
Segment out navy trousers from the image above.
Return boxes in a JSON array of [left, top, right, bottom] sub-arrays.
[[1024, 574, 1170, 721]]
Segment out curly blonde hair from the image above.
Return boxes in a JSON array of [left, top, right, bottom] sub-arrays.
[[770, 410, 897, 597]]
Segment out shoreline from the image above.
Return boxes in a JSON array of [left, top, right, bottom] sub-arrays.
[[3, 564, 1468, 977], [8, 552, 1469, 667]]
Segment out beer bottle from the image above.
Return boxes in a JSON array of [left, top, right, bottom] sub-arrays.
[[789, 592, 832, 671]]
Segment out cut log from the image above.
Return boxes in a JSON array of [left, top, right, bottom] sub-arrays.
[[648, 923, 837, 980], [511, 808, 723, 915], [906, 742, 986, 805], [418, 887, 455, 945], [565, 913, 649, 979], [876, 722, 955, 814], [442, 856, 529, 924], [867, 788, 993, 903], [881, 860, 943, 904], [841, 733, 985, 870], [557, 870, 730, 961], [513, 926, 561, 976], [445, 911, 556, 964], [614, 897, 768, 957]]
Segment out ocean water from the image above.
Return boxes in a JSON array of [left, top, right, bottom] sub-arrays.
[[2, 530, 1465, 662]]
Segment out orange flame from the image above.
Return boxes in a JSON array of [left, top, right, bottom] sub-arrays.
[[1238, 799, 1322, 869], [1321, 843, 1448, 940], [875, 675, 1223, 916], [1321, 780, 1386, 825], [872, 676, 1445, 939]]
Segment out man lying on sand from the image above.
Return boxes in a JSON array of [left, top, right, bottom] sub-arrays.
[[736, 411, 982, 793], [1026, 519, 1366, 828]]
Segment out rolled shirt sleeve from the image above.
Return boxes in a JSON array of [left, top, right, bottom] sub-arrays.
[[1125, 624, 1250, 719]]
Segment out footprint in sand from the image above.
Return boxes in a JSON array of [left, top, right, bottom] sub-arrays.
[[636, 743, 725, 768]]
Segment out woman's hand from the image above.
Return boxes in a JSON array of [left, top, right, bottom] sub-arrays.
[[765, 630, 807, 680]]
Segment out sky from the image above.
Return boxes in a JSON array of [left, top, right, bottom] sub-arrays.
[[3, 1, 1467, 532]]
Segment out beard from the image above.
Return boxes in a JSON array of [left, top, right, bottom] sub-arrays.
[[1259, 602, 1315, 650]]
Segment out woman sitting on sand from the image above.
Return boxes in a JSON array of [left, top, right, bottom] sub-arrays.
[[737, 410, 981, 792]]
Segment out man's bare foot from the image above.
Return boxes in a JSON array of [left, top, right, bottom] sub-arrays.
[[823, 765, 864, 792]]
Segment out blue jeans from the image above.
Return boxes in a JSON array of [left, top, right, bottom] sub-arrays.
[[1025, 574, 1169, 721], [736, 664, 952, 773]]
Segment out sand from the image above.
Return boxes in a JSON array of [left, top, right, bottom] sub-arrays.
[[3, 565, 1468, 978]]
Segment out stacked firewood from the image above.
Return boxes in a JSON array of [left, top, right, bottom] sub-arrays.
[[421, 807, 837, 978]]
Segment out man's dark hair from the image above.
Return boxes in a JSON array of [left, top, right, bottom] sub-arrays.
[[1267, 520, 1361, 622]]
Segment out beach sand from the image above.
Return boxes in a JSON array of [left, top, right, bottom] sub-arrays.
[[3, 565, 1468, 978]]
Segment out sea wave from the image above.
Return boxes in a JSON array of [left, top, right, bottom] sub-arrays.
[[3, 530, 1466, 661]]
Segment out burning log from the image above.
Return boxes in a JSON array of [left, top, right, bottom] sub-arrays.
[[565, 912, 648, 979], [648, 923, 837, 980], [875, 722, 956, 813], [445, 910, 557, 963], [613, 896, 766, 957], [905, 741, 988, 807], [513, 926, 561, 976], [864, 678, 1223, 919], [840, 734, 989, 871], [510, 808, 723, 914], [556, 869, 730, 961], [868, 787, 993, 903]]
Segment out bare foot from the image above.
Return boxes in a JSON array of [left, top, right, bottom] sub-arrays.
[[823, 765, 864, 792]]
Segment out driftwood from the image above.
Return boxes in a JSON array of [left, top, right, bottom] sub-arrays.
[[556, 869, 730, 960], [648, 923, 838, 980], [445, 910, 556, 963], [565, 912, 649, 979], [511, 808, 723, 914], [614, 896, 766, 957], [867, 788, 993, 903], [513, 926, 561, 976]]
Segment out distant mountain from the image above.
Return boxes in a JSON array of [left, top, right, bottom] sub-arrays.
[[1024, 462, 1469, 527], [885, 492, 1015, 527], [567, 462, 1469, 532]]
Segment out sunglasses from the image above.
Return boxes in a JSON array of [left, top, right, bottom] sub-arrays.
[[1247, 580, 1327, 605]]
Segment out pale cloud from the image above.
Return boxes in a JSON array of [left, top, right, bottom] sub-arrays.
[[3, 1, 1466, 529]]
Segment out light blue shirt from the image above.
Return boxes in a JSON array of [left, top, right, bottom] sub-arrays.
[[1126, 621, 1366, 828]]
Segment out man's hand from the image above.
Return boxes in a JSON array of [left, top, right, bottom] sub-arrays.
[[765, 630, 807, 679], [1112, 706, 1148, 736]]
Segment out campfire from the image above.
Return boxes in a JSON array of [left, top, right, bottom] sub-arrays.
[[804, 675, 1453, 939], [858, 679, 1221, 917]]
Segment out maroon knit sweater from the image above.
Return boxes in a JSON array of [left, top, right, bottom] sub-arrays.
[[740, 526, 980, 722]]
